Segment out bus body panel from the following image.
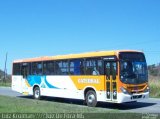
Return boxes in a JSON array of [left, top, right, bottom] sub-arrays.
[[12, 76, 22, 93], [12, 75, 107, 100], [12, 75, 149, 103]]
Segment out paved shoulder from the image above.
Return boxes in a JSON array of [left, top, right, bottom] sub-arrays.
[[0, 87, 22, 97], [124, 98, 160, 113]]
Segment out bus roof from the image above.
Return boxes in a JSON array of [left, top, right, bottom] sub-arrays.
[[13, 50, 143, 63]]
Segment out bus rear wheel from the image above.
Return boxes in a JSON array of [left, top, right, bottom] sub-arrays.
[[85, 90, 97, 107], [33, 87, 41, 100]]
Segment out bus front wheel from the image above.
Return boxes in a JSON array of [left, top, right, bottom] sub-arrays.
[[33, 87, 41, 100], [85, 90, 97, 107]]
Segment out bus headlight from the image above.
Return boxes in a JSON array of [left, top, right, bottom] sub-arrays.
[[144, 87, 149, 93], [120, 87, 129, 94]]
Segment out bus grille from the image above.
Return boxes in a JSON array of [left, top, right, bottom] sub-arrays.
[[131, 95, 142, 99], [127, 84, 147, 94]]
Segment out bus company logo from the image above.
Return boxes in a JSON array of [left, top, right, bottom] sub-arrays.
[[78, 78, 100, 84]]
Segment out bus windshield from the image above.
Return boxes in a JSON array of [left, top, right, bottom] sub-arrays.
[[119, 52, 148, 84]]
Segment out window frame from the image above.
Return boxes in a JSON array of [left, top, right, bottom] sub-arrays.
[[69, 58, 85, 75], [13, 56, 117, 76], [54, 60, 69, 75], [85, 57, 104, 75], [13, 63, 21, 75], [43, 61, 55, 75], [31, 62, 43, 75]]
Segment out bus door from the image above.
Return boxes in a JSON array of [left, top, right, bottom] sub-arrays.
[[21, 63, 30, 93], [105, 61, 117, 101]]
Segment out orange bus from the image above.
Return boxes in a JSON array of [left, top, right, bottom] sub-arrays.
[[12, 50, 149, 107]]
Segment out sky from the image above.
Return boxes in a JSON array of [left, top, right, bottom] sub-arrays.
[[0, 0, 160, 74]]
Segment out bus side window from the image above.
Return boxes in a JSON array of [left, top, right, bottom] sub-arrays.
[[63, 61, 69, 75], [21, 63, 31, 78], [32, 62, 42, 75], [13, 63, 21, 75], [97, 60, 103, 75], [55, 62, 61, 75], [55, 61, 69, 75], [69, 59, 85, 75], [74, 60, 81, 75], [43, 61, 54, 75], [85, 59, 102, 75], [69, 61, 74, 75], [85, 60, 92, 75]]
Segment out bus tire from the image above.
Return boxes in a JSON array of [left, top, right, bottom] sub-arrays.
[[85, 90, 97, 107], [33, 87, 41, 100]]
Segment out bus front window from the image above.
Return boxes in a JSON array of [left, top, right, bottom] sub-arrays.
[[119, 52, 148, 84]]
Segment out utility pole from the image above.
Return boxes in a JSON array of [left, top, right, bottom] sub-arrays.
[[3, 52, 8, 83]]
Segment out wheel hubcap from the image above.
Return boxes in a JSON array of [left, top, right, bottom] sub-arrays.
[[88, 94, 95, 103], [35, 90, 40, 98]]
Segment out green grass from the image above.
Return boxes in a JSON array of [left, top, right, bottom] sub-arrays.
[[0, 95, 117, 113], [149, 77, 160, 98], [0, 81, 11, 87], [0, 95, 144, 119]]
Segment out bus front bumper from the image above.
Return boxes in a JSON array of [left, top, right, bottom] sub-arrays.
[[117, 92, 149, 103]]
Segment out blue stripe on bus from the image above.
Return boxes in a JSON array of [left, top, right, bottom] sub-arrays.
[[44, 76, 59, 89], [27, 76, 60, 89]]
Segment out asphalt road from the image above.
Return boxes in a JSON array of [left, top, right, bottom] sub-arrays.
[[0, 87, 160, 113]]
